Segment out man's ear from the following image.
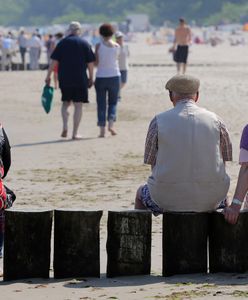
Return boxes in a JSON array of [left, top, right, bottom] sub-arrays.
[[169, 91, 173, 102]]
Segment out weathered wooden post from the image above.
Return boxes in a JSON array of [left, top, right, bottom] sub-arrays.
[[4, 208, 53, 281], [106, 210, 152, 277], [163, 212, 208, 276], [209, 210, 248, 273], [54, 209, 103, 278]]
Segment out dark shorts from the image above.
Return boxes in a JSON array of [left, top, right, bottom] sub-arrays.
[[60, 86, 89, 103], [175, 45, 189, 63], [120, 70, 128, 84]]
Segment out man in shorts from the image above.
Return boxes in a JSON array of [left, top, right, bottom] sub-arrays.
[[224, 124, 248, 224], [135, 74, 232, 215], [45, 21, 95, 140], [173, 18, 192, 75]]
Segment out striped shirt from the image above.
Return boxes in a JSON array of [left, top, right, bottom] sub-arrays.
[[144, 115, 232, 166]]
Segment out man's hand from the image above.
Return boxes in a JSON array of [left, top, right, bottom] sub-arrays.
[[45, 76, 51, 86], [223, 203, 241, 224], [88, 78, 93, 88]]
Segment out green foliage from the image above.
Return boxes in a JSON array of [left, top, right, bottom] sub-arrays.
[[0, 0, 247, 26]]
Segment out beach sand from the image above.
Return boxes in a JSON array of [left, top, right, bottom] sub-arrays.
[[1, 33, 248, 299]]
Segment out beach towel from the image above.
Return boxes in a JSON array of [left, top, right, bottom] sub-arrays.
[[41, 85, 54, 113]]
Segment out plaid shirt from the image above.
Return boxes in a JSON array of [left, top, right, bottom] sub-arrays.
[[144, 114, 232, 166]]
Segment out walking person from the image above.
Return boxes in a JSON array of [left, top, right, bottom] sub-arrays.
[[115, 31, 129, 91], [1, 33, 14, 71], [28, 33, 43, 70], [45, 21, 95, 139], [95, 23, 121, 137], [17, 30, 28, 69], [45, 34, 55, 66], [172, 18, 192, 74], [53, 32, 64, 89]]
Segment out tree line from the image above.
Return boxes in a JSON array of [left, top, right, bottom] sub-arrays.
[[0, 0, 248, 26]]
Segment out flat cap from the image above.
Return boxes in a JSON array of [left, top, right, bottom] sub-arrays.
[[165, 74, 200, 94]]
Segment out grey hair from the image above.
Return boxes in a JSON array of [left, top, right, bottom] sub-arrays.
[[171, 91, 197, 99]]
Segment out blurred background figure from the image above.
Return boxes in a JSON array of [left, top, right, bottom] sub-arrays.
[[115, 31, 129, 95], [45, 34, 55, 66], [53, 32, 64, 89], [28, 33, 43, 70], [17, 29, 28, 69], [1, 32, 15, 71]]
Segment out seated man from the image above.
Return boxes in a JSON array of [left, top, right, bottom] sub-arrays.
[[224, 124, 248, 224], [135, 74, 232, 214]]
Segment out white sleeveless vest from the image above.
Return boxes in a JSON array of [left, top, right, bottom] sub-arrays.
[[147, 100, 230, 212]]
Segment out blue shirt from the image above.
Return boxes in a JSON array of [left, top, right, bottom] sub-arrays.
[[51, 34, 95, 88]]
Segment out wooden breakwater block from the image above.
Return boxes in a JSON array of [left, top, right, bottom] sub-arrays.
[[209, 210, 248, 273], [54, 209, 103, 278], [106, 210, 152, 277], [163, 212, 208, 276], [4, 208, 53, 281]]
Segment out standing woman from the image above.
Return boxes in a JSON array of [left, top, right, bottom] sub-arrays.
[[95, 23, 120, 137]]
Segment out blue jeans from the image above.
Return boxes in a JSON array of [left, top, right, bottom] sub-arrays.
[[95, 76, 120, 126]]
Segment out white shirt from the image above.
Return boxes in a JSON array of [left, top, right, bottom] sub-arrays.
[[96, 42, 120, 78]]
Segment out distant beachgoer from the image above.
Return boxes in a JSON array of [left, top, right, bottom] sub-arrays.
[[224, 124, 248, 224], [95, 23, 121, 137], [53, 32, 64, 89], [115, 31, 129, 91], [135, 75, 232, 215], [1, 33, 14, 71], [17, 30, 28, 69], [172, 18, 192, 74], [45, 34, 55, 65], [45, 22, 95, 140], [28, 33, 43, 70]]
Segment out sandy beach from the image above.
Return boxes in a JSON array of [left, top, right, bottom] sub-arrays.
[[1, 32, 248, 299]]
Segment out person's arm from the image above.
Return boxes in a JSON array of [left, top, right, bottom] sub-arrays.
[[45, 59, 58, 85], [2, 128, 11, 178], [219, 120, 232, 163], [173, 29, 178, 50], [94, 43, 100, 66], [223, 163, 248, 224], [87, 62, 94, 88], [144, 117, 158, 170], [188, 27, 192, 44]]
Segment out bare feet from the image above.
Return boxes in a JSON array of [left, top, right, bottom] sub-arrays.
[[108, 128, 117, 136], [98, 127, 105, 138], [72, 135, 83, 140], [61, 130, 67, 138]]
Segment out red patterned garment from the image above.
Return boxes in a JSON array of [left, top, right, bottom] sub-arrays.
[[0, 166, 7, 210]]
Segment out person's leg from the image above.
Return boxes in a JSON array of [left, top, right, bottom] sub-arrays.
[[120, 70, 127, 89], [72, 102, 83, 139], [107, 77, 120, 135], [135, 185, 147, 209], [176, 62, 181, 74], [95, 78, 107, 137], [29, 48, 34, 70], [61, 101, 71, 137], [182, 63, 187, 74]]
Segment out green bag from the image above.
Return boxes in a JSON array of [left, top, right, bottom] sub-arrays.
[[41, 85, 54, 113]]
